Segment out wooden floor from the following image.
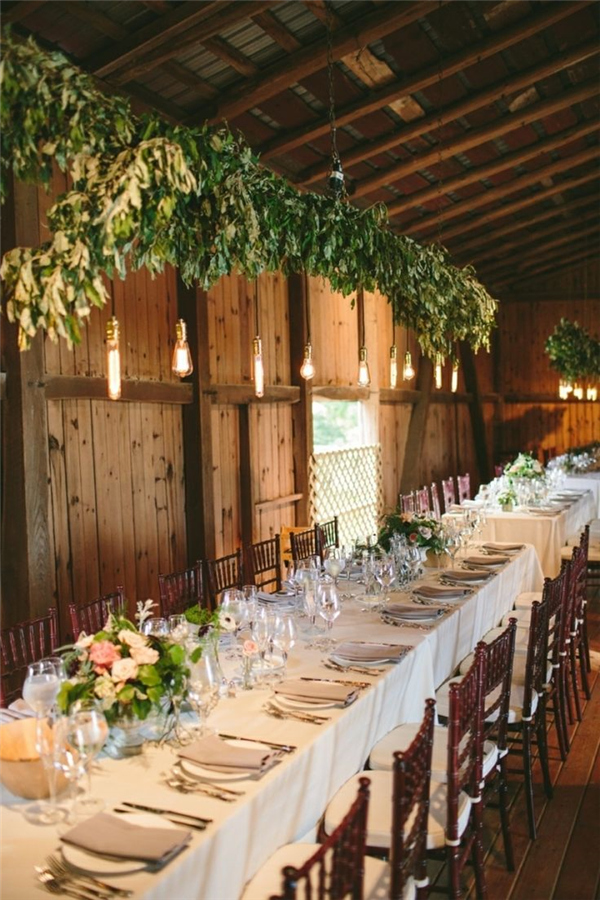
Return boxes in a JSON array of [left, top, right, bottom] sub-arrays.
[[432, 582, 600, 900]]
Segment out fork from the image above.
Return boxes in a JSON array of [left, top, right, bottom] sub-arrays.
[[37, 870, 107, 900], [263, 702, 330, 724], [171, 761, 245, 795], [323, 660, 384, 676], [44, 856, 132, 898]]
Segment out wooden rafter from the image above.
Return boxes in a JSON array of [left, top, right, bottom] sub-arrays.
[[258, 1, 590, 162], [478, 222, 599, 281], [297, 39, 599, 186], [251, 10, 301, 53], [203, 1, 441, 124], [447, 192, 600, 257], [1, 0, 46, 24], [202, 36, 258, 78], [492, 246, 600, 288], [405, 140, 599, 239], [355, 79, 599, 200], [384, 118, 599, 219]]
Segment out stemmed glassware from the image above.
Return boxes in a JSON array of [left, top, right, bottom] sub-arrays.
[[324, 548, 345, 586], [373, 556, 395, 607], [187, 648, 221, 736], [220, 589, 249, 659], [271, 615, 297, 671], [315, 582, 340, 649], [22, 659, 65, 824], [141, 617, 169, 638], [63, 704, 109, 818], [405, 545, 422, 583], [443, 519, 461, 567]]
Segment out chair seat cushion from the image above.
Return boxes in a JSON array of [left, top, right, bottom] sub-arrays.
[[438, 673, 539, 724], [501, 608, 536, 629], [514, 591, 543, 610], [241, 842, 390, 900], [324, 771, 471, 852], [479, 626, 529, 653], [369, 723, 497, 782]]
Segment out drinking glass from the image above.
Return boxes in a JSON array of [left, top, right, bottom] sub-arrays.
[[271, 615, 297, 669], [65, 705, 109, 816], [22, 660, 65, 825], [373, 556, 395, 607], [168, 615, 189, 644], [406, 545, 422, 583], [251, 606, 272, 677], [187, 648, 221, 735], [242, 585, 258, 627], [315, 582, 340, 649], [141, 617, 169, 637], [324, 548, 345, 586], [220, 589, 248, 658]]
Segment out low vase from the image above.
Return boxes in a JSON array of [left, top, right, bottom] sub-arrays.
[[424, 549, 450, 568], [108, 714, 146, 758]]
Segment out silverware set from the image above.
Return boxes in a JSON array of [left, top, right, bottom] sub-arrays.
[[113, 802, 211, 830], [167, 763, 246, 801], [263, 701, 330, 725], [217, 732, 296, 753], [323, 660, 383, 676], [300, 675, 371, 689], [36, 854, 132, 899]]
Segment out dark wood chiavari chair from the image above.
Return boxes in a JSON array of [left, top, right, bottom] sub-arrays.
[[399, 493, 416, 514], [563, 537, 591, 721], [430, 482, 442, 519], [316, 516, 339, 556], [244, 535, 282, 593], [205, 549, 244, 608], [456, 473, 471, 503], [69, 587, 126, 641], [290, 527, 320, 564], [441, 476, 456, 512], [414, 487, 430, 515], [158, 562, 206, 617], [0, 608, 59, 706]]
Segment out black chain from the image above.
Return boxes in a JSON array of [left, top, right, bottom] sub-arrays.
[[326, 1, 346, 198]]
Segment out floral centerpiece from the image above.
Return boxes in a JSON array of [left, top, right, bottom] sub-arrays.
[[496, 486, 517, 510], [504, 452, 545, 481], [377, 509, 445, 554], [58, 601, 188, 725]]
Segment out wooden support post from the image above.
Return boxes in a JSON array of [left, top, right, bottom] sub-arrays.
[[460, 342, 492, 485], [238, 405, 253, 547], [400, 357, 434, 493], [1, 181, 53, 623], [177, 276, 216, 563], [288, 273, 313, 526]]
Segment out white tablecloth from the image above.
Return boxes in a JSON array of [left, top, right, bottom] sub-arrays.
[[479, 491, 596, 577], [563, 473, 600, 517], [0, 547, 542, 900]]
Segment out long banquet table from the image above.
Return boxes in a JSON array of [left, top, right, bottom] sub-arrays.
[[563, 472, 600, 517], [478, 489, 596, 577], [1, 546, 543, 900]]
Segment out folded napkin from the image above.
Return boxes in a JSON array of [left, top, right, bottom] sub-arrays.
[[8, 699, 34, 717], [178, 734, 279, 773], [413, 584, 471, 599], [385, 602, 446, 620], [334, 641, 406, 662], [442, 569, 490, 583], [481, 542, 524, 552], [274, 679, 357, 706], [257, 590, 293, 603], [464, 554, 507, 567], [61, 812, 191, 865]]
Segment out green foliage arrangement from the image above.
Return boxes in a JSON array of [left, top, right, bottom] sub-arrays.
[[377, 509, 445, 553], [545, 318, 600, 384], [0, 31, 497, 358]]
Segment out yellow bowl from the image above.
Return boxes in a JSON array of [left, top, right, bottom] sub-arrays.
[[0, 718, 67, 799]]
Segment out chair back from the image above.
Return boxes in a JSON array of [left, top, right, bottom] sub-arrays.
[[158, 563, 205, 617], [522, 598, 549, 721], [441, 476, 456, 511], [399, 493, 416, 514], [280, 525, 311, 564], [390, 698, 436, 900], [69, 587, 126, 641], [430, 482, 442, 519], [272, 777, 371, 900], [543, 568, 568, 670], [456, 473, 471, 503], [0, 608, 59, 706], [205, 550, 244, 608], [478, 620, 516, 760], [290, 527, 319, 564], [245, 536, 282, 593], [414, 487, 430, 515], [317, 517, 339, 555], [446, 644, 486, 844]]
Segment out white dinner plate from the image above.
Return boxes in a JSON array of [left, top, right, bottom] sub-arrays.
[[329, 653, 389, 668], [61, 814, 178, 875], [273, 694, 338, 711], [179, 740, 266, 780]]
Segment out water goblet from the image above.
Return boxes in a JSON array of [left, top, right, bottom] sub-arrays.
[[271, 615, 297, 671], [373, 556, 396, 607], [220, 589, 248, 658], [141, 617, 169, 638], [187, 648, 221, 736], [168, 614, 190, 644], [22, 661, 65, 825], [65, 704, 109, 817], [324, 548, 345, 586], [242, 585, 258, 628], [315, 582, 340, 649]]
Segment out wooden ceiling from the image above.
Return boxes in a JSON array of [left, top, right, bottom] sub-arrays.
[[3, 0, 599, 297]]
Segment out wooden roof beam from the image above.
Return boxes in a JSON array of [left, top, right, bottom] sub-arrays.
[[462, 206, 599, 266], [202, 1, 441, 124], [445, 192, 600, 256], [406, 141, 599, 239], [476, 221, 600, 280], [201, 36, 258, 78], [298, 37, 598, 185], [384, 117, 598, 218], [258, 1, 591, 162], [251, 10, 301, 53], [411, 168, 599, 245], [354, 79, 598, 200], [491, 246, 600, 288]]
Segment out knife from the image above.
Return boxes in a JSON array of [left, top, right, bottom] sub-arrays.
[[300, 676, 370, 689], [217, 733, 296, 752], [119, 801, 212, 825]]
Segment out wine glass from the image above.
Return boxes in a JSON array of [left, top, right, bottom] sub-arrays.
[[315, 582, 340, 649], [443, 520, 461, 567], [271, 615, 297, 670], [22, 661, 64, 825], [406, 544, 422, 583], [187, 649, 221, 735], [168, 614, 190, 644], [65, 704, 109, 816], [373, 556, 396, 607], [220, 589, 248, 658], [251, 606, 273, 679], [324, 548, 345, 586], [242, 585, 258, 627], [141, 617, 169, 637]]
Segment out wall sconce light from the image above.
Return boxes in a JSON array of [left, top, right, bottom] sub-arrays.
[[106, 315, 121, 401], [171, 318, 193, 378]]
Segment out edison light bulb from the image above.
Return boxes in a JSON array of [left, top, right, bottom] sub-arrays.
[[451, 361, 459, 394], [357, 346, 371, 387], [300, 342, 315, 380], [573, 383, 583, 400], [558, 381, 569, 400], [171, 318, 193, 377], [565, 382, 573, 395], [389, 345, 398, 388], [253, 336, 264, 398], [587, 385, 598, 401], [106, 316, 121, 401], [402, 350, 415, 381], [434, 354, 443, 390]]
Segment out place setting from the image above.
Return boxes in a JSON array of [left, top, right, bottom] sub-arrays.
[[173, 732, 284, 788]]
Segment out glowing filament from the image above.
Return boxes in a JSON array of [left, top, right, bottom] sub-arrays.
[[253, 336, 264, 398], [106, 316, 121, 401], [357, 346, 371, 387], [389, 345, 398, 388], [402, 350, 415, 382], [300, 342, 315, 380], [171, 318, 193, 378]]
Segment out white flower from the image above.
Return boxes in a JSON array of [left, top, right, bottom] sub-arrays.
[[419, 526, 432, 540], [129, 645, 159, 666], [135, 599, 156, 628], [118, 629, 148, 649], [75, 633, 94, 650], [111, 657, 139, 682], [218, 611, 236, 633], [93, 676, 116, 701]]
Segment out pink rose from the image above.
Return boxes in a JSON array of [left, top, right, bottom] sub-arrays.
[[89, 640, 121, 671], [111, 657, 139, 682], [408, 532, 418, 543]]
